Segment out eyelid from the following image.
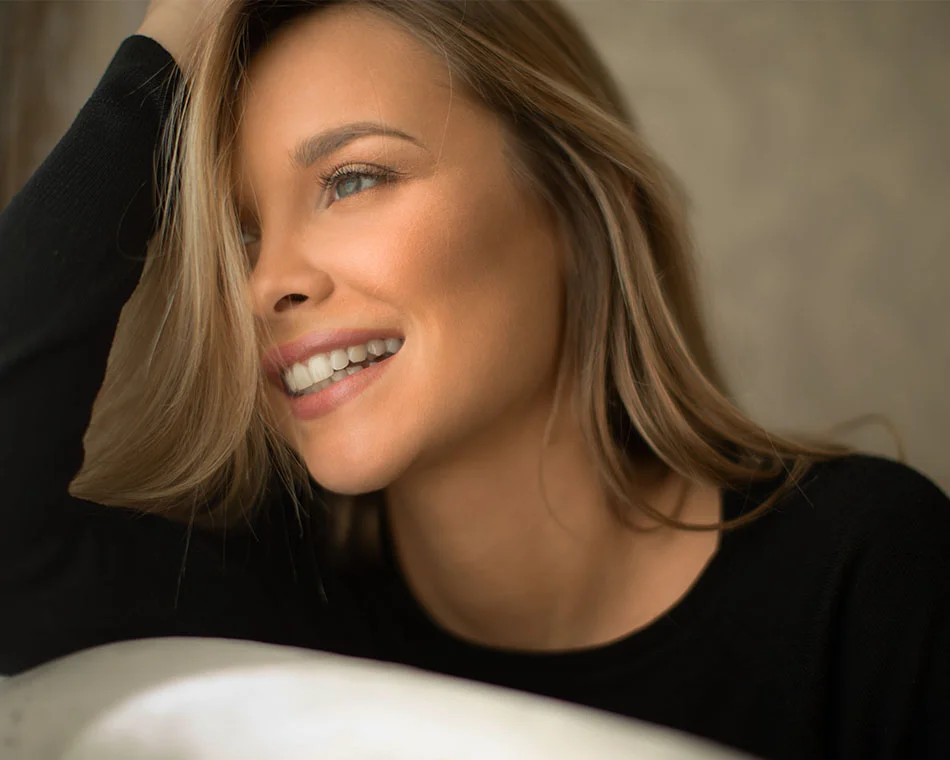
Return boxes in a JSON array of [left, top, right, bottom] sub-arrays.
[[237, 162, 400, 243], [318, 161, 401, 204], [321, 161, 382, 182]]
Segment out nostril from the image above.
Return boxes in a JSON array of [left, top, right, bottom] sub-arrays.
[[275, 293, 308, 312]]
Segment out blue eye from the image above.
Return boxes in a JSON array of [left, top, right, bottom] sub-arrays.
[[332, 172, 381, 201], [320, 163, 398, 205]]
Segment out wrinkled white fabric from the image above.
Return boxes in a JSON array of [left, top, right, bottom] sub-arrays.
[[0, 638, 743, 760]]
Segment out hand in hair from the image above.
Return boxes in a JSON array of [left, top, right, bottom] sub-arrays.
[[137, 0, 222, 66]]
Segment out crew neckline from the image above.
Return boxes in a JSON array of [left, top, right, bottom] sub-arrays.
[[371, 473, 782, 684]]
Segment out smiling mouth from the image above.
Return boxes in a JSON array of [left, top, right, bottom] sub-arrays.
[[282, 337, 404, 397]]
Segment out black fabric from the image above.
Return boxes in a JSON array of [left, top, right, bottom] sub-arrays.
[[2, 36, 949, 760], [0, 36, 329, 670], [343, 457, 950, 760]]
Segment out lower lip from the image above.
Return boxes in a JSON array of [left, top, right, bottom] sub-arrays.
[[284, 353, 398, 421]]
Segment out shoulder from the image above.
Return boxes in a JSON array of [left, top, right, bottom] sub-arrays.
[[794, 453, 949, 547], [800, 453, 947, 508], [723, 454, 950, 606], [792, 458, 950, 756], [785, 458, 950, 749], [719, 456, 950, 675], [731, 454, 950, 615], [739, 453, 950, 548]]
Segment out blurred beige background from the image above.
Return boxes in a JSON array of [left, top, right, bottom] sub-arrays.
[[1, 1, 948, 492]]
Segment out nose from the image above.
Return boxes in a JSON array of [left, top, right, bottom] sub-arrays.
[[247, 234, 334, 319]]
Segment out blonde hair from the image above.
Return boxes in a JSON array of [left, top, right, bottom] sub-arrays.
[[72, 0, 887, 538]]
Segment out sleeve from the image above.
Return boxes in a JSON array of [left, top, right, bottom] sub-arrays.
[[0, 37, 290, 676], [832, 459, 950, 759]]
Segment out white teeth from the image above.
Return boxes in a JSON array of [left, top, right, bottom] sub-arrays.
[[291, 363, 313, 392], [329, 349, 349, 371], [307, 353, 333, 383], [347, 344, 368, 363], [282, 336, 404, 394]]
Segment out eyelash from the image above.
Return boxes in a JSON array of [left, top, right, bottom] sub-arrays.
[[318, 162, 399, 202], [239, 162, 398, 250]]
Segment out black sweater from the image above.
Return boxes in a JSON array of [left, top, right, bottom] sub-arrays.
[[2, 36, 949, 760]]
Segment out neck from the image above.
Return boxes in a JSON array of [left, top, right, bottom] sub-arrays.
[[384, 392, 697, 651]]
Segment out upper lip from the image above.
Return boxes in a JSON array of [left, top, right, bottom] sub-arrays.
[[262, 327, 404, 384]]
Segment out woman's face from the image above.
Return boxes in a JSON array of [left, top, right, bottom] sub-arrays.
[[237, 6, 566, 494]]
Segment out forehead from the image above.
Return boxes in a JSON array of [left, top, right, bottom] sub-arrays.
[[252, 6, 447, 77], [237, 7, 454, 157]]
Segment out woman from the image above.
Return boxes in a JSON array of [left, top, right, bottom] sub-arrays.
[[1, 0, 947, 757]]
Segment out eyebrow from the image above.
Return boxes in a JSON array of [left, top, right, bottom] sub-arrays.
[[290, 122, 423, 169]]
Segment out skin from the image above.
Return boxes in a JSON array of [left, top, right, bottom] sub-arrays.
[[207, 5, 722, 651], [138, 0, 219, 66]]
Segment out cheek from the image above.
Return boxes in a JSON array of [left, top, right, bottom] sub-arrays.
[[370, 171, 562, 326], [370, 170, 565, 421], [432, 175, 564, 355]]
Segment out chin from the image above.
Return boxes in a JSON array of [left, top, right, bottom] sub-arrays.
[[298, 441, 407, 496]]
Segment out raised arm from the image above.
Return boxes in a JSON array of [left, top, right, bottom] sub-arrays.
[[0, 18, 308, 675], [0, 33, 178, 548]]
